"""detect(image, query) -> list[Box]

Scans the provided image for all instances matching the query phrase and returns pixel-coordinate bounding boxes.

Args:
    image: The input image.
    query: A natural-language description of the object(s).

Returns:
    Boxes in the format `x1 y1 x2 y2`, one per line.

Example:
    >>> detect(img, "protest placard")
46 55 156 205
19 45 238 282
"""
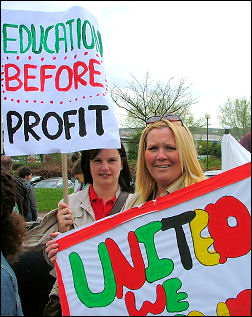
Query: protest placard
1 6 121 156
54 162 251 316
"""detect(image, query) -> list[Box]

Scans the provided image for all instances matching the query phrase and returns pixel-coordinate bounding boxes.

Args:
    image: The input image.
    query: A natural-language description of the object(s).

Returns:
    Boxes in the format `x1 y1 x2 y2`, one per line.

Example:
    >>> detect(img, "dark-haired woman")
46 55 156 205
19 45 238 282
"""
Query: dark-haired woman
1 167 26 316
40 142 134 315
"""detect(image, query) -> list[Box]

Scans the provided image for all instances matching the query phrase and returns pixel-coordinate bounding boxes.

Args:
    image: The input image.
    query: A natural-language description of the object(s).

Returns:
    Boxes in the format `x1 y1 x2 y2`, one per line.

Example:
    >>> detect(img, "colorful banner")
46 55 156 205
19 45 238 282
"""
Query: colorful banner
1 7 120 155
55 162 251 316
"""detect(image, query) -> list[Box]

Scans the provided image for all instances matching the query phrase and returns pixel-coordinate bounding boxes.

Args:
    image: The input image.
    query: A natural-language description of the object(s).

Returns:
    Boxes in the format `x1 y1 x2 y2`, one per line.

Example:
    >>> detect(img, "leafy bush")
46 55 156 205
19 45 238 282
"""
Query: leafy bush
127 130 143 160
32 165 63 179
35 188 74 212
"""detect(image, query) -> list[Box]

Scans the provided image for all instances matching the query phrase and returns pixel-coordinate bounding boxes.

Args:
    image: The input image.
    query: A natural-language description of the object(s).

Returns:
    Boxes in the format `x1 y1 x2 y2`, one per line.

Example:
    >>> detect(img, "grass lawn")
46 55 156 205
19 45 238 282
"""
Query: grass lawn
35 188 74 212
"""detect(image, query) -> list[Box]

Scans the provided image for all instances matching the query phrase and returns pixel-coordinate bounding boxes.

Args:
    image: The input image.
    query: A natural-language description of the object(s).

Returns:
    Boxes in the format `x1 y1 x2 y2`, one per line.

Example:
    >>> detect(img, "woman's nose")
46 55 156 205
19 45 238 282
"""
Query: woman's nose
156 149 166 160
101 162 109 170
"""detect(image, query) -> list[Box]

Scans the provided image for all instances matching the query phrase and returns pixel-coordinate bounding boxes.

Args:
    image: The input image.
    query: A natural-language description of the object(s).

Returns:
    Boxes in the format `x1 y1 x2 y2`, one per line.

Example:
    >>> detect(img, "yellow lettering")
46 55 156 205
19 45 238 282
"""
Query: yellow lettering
190 209 220 266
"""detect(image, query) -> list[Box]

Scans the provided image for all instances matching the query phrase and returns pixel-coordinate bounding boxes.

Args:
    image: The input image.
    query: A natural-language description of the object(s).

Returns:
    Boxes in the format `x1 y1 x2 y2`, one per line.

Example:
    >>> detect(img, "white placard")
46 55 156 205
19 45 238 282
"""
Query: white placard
55 163 251 316
1 7 120 155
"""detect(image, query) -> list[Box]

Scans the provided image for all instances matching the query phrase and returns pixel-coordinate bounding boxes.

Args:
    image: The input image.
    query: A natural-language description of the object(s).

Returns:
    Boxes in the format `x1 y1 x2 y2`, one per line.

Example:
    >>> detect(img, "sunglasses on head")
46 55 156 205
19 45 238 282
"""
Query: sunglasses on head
146 115 183 126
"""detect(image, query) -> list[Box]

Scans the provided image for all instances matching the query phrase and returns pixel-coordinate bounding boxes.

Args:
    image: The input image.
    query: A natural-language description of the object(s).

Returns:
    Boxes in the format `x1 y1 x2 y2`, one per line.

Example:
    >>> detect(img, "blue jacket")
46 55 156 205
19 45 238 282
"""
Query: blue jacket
1 253 23 316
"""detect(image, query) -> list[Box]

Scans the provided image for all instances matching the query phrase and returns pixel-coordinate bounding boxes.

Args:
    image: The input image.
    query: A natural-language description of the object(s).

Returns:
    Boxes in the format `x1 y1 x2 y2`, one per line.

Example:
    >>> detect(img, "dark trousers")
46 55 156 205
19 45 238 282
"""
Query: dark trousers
11 250 56 316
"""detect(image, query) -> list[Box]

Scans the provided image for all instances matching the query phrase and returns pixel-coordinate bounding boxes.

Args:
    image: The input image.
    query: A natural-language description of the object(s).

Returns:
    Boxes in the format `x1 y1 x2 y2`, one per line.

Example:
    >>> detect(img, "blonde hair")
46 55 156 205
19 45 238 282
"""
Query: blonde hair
135 119 206 203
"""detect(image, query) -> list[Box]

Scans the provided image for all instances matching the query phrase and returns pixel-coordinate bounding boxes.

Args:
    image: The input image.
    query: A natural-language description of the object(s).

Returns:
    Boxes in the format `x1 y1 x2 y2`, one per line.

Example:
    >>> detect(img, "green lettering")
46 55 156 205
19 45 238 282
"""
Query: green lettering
19 25 31 53
92 27 103 57
66 19 75 51
163 278 189 313
55 23 67 53
31 24 44 54
82 20 94 49
69 243 116 308
97 30 103 57
3 24 18 53
135 221 174 283
77 18 82 49
44 25 54 53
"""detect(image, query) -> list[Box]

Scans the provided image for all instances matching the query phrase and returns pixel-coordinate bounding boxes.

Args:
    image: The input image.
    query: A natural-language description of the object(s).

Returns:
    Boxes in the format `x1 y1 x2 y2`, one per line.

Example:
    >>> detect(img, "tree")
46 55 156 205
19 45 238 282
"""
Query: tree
111 72 200 127
218 97 251 136
127 130 143 161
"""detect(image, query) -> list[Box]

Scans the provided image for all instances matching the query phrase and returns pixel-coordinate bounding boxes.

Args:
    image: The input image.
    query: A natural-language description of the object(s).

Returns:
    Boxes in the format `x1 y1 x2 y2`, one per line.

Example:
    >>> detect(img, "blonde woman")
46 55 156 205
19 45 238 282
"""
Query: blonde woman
125 115 207 208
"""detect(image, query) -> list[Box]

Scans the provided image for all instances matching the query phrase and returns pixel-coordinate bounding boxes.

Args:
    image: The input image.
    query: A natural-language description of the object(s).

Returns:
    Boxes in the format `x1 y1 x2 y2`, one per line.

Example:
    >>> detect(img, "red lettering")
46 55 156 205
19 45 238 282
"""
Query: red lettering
73 61 88 88
226 289 251 316
205 196 251 264
125 284 166 316
55 65 73 91
89 58 104 87
40 65 56 91
24 64 39 91
105 232 146 299
5 64 22 91
3 60 104 92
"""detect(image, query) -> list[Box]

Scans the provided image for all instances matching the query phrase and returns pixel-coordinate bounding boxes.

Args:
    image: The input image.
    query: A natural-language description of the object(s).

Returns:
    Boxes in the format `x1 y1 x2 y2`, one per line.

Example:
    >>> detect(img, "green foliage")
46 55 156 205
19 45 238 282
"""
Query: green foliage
197 140 213 155
199 156 221 171
127 130 143 160
111 72 199 127
210 143 221 158
218 97 251 137
197 140 221 158
35 188 74 212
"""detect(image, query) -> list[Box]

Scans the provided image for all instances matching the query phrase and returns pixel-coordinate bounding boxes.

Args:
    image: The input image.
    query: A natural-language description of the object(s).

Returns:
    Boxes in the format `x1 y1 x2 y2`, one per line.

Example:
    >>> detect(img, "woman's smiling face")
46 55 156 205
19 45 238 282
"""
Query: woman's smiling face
144 127 182 193
90 149 122 187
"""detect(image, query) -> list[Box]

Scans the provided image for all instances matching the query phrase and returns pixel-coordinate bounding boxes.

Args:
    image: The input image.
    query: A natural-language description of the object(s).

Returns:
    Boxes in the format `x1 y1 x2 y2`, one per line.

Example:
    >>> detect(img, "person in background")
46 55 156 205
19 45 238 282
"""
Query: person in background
71 159 85 192
124 115 207 208
18 166 38 221
1 155 29 220
239 131 251 153
1 167 26 316
71 151 81 163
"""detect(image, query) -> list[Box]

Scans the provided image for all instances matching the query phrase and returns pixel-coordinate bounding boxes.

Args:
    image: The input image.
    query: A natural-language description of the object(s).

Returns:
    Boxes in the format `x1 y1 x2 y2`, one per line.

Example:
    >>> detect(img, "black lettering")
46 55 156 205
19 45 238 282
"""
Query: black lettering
42 112 63 140
88 105 108 135
24 111 41 141
63 110 77 140
6 111 22 144
161 211 196 270
78 107 87 137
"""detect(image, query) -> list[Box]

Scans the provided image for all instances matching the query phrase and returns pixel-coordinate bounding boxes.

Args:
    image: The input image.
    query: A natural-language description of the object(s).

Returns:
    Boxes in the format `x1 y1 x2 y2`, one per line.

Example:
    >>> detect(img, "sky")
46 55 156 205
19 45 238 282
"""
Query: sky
2 1 251 128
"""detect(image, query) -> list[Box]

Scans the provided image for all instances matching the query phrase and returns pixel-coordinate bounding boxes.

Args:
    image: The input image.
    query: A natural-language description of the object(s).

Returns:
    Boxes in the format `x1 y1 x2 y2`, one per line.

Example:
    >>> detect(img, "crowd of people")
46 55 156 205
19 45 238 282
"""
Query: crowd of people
1 116 250 316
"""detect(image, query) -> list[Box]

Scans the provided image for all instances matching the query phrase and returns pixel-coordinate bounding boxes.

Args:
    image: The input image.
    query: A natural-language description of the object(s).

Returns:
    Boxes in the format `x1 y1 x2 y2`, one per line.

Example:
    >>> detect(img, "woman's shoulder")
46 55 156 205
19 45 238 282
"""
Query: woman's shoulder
124 192 142 211
68 184 90 201
1 253 15 282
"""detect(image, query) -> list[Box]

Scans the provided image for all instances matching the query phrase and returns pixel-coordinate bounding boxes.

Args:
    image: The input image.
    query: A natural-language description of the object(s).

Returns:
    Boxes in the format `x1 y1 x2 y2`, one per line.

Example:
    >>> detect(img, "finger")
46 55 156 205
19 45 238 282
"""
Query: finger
58 201 69 210
63 213 73 220
48 247 59 260
45 239 55 248
64 219 73 226
45 242 59 253
50 232 61 239
58 209 73 217
50 255 57 263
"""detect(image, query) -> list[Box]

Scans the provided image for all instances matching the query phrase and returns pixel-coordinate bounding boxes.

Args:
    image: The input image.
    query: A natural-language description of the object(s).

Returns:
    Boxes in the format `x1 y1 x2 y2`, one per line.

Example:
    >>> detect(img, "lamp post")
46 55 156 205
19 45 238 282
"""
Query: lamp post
205 113 210 170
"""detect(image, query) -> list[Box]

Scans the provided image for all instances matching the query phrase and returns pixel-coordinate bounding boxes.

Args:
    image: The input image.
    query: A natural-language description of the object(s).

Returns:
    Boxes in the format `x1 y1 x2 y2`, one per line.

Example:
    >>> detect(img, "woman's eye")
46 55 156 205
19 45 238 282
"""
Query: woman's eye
108 158 117 163
93 159 101 163
148 146 157 151
166 146 176 151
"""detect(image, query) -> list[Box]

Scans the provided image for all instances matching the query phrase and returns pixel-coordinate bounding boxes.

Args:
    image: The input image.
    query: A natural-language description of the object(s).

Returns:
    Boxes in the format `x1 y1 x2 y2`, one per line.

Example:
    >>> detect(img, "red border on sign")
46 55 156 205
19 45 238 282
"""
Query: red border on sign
57 162 251 252
56 162 250 316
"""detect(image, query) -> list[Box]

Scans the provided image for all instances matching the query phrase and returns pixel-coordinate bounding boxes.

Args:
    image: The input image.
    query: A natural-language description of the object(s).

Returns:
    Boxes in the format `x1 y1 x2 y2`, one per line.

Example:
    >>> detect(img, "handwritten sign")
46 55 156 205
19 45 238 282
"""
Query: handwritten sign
55 163 251 316
1 7 120 155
